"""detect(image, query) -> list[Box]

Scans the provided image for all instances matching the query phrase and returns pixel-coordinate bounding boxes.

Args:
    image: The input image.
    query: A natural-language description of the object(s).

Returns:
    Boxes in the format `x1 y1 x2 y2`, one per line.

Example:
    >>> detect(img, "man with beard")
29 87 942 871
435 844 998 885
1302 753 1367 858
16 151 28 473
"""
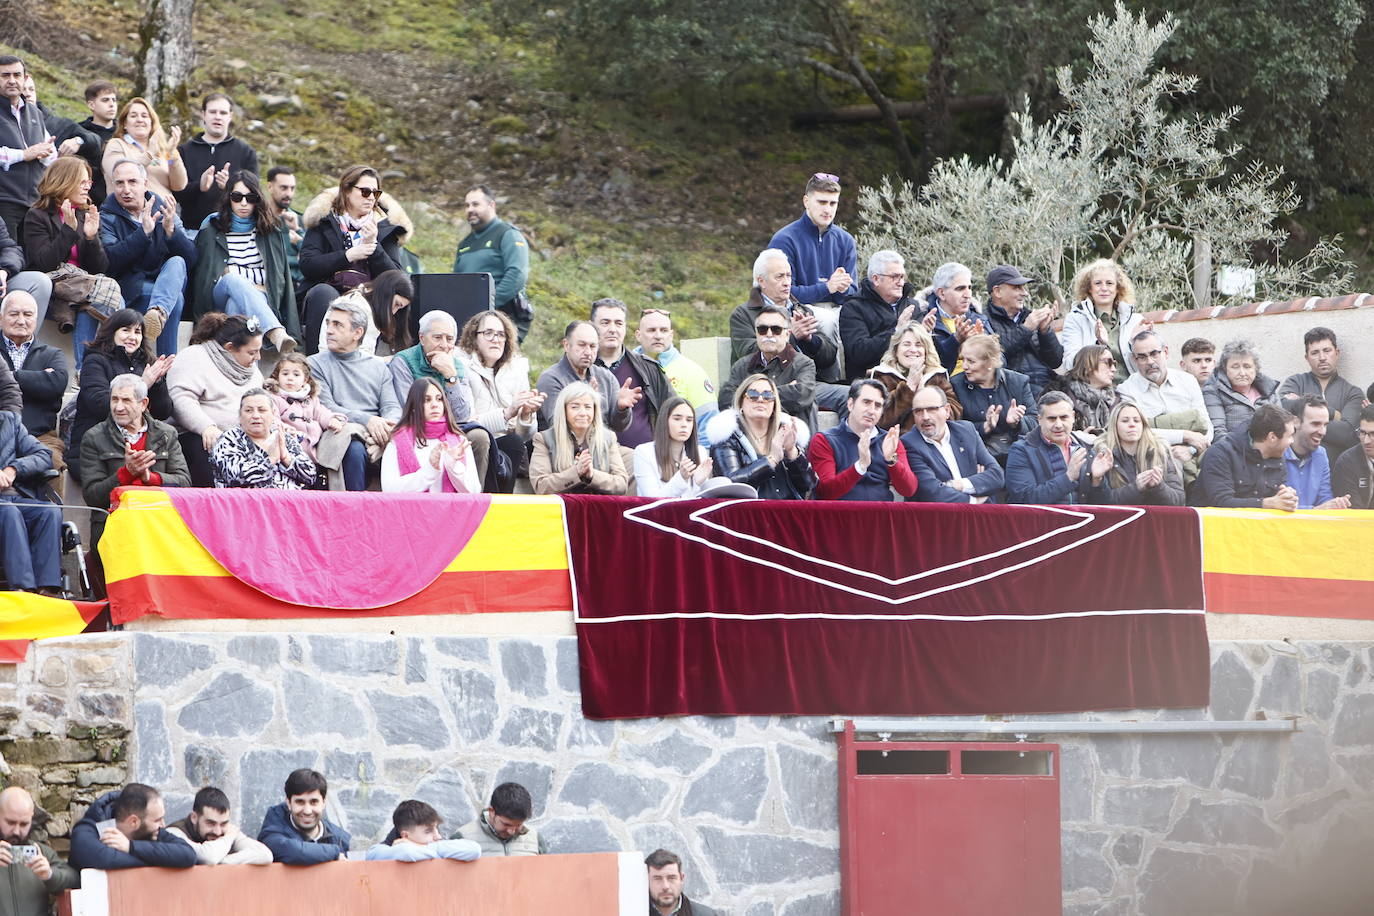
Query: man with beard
258 768 351 864
166 786 272 865
69 783 195 869
646 849 721 916
902 384 1005 503
592 297 672 449
0 787 78 914
267 166 306 288
452 185 531 340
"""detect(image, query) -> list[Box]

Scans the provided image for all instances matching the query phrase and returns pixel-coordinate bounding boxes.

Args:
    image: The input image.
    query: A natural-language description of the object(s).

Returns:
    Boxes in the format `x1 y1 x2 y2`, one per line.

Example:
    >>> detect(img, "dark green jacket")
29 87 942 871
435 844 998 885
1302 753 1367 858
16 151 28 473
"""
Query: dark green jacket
451 218 529 308
189 216 300 336
0 839 79 916
81 414 192 512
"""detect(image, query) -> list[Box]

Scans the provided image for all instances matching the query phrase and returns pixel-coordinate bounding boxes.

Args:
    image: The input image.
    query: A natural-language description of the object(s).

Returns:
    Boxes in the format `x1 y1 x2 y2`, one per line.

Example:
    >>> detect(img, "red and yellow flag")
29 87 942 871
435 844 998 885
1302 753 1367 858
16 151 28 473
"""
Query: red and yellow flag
0 592 106 662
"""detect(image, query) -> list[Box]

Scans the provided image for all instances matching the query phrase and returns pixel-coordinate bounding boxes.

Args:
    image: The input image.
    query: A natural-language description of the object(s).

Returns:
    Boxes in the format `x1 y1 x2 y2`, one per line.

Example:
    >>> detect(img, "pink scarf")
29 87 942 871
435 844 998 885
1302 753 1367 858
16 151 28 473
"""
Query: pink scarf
393 420 465 492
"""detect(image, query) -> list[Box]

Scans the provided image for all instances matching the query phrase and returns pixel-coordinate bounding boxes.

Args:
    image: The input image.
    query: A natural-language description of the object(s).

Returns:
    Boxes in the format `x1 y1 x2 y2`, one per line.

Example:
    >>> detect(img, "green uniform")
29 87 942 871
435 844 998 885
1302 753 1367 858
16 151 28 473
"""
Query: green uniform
452 218 531 338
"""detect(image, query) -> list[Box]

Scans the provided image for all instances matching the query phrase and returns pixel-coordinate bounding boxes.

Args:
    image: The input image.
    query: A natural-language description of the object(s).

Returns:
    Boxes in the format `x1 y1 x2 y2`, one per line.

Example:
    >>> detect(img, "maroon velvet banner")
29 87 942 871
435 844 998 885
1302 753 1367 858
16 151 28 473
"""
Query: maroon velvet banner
565 496 1209 718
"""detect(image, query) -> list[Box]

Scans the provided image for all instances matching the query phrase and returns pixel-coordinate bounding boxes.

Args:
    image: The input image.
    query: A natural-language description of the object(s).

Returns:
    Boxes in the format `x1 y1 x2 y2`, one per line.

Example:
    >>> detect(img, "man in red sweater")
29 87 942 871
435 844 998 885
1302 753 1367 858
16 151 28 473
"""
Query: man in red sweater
808 379 917 501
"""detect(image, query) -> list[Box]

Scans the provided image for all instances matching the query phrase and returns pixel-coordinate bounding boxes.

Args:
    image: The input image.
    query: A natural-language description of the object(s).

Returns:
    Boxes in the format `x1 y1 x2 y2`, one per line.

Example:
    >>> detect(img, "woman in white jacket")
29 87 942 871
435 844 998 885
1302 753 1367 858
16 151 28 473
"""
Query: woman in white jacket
381 378 480 493
633 396 713 497
1061 259 1145 384
457 310 544 486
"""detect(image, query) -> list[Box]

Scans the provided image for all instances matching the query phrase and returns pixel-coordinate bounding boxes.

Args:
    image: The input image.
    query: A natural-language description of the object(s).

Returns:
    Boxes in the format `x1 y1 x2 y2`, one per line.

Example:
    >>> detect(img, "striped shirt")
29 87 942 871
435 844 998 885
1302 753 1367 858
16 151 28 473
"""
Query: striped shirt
224 231 266 287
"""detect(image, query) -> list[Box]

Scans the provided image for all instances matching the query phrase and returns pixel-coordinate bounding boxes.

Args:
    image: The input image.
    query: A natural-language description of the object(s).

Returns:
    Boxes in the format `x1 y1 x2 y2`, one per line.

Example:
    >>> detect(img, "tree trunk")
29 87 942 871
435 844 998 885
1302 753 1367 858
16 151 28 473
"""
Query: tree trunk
1192 236 1212 309
844 53 919 182
791 94 1006 126
135 0 197 119
920 13 955 182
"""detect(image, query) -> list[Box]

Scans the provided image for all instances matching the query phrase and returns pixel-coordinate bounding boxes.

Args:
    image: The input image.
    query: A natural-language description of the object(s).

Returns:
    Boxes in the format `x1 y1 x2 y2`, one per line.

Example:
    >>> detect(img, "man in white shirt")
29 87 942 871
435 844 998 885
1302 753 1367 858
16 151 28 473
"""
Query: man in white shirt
1118 330 1212 472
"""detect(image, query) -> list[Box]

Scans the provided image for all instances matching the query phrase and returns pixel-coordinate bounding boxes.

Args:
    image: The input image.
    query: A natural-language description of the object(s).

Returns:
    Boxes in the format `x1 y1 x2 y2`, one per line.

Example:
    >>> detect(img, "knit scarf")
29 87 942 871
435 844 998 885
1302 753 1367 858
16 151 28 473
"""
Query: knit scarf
230 214 256 233
392 420 465 492
396 345 447 386
204 341 256 386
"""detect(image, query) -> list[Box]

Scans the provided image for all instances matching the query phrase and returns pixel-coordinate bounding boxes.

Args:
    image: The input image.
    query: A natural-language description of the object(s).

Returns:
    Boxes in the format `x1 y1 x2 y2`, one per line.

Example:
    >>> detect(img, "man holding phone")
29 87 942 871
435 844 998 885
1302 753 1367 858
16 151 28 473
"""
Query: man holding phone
0 786 78 915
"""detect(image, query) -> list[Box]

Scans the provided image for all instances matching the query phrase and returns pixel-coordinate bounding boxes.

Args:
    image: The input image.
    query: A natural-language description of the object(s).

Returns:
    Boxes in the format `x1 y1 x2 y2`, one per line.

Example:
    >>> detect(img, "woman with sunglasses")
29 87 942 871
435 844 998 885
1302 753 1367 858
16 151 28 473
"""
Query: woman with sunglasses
1051 344 1121 439
188 170 300 354
706 372 816 500
298 164 404 353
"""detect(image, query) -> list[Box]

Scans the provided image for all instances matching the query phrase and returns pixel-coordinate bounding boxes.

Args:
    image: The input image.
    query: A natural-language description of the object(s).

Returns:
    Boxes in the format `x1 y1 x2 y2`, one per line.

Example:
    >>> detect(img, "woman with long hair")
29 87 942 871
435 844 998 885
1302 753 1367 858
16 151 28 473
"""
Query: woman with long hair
298 164 404 352
167 312 265 486
1055 344 1121 438
314 270 413 357
101 97 186 202
706 373 815 500
1061 258 1144 384
457 309 543 485
1081 400 1184 505
868 321 962 433
633 396 713 497
381 377 480 493
71 309 175 479
20 156 123 368
529 381 628 494
189 169 299 354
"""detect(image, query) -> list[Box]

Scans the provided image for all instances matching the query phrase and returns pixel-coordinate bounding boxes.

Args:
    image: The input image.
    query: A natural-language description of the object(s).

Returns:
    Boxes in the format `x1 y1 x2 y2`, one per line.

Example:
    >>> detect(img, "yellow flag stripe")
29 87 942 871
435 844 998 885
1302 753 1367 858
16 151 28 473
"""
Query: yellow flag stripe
0 593 89 640
1200 507 1374 582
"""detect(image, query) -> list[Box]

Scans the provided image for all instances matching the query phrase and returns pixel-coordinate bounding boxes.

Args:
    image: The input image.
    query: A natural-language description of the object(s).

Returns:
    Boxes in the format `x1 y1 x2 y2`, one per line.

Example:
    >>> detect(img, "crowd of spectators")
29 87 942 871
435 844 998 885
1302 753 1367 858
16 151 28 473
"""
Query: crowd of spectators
0 773 720 915
1 55 1374 595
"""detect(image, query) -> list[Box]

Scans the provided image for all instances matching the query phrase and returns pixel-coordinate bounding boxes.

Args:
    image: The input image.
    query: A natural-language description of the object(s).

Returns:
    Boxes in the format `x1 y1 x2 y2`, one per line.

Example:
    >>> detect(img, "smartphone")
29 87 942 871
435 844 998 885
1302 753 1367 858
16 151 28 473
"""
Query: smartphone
12 845 38 862
96 818 116 834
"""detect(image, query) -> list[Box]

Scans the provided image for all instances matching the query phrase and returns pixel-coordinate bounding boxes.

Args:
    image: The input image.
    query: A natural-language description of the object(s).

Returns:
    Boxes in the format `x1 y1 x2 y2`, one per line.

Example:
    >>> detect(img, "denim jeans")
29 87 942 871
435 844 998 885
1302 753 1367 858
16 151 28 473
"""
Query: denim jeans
117 255 188 360
212 272 283 337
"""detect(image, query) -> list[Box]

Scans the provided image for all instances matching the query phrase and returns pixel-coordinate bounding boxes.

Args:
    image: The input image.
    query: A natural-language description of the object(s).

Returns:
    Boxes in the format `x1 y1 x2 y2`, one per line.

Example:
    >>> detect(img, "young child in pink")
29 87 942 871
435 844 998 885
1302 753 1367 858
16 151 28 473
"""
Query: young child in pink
264 353 345 460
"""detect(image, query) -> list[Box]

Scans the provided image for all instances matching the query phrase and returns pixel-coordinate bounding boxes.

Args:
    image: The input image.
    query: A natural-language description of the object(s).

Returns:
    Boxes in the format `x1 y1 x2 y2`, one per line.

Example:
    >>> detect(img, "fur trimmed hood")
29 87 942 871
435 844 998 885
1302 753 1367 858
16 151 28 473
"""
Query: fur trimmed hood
302 188 415 240
706 409 811 448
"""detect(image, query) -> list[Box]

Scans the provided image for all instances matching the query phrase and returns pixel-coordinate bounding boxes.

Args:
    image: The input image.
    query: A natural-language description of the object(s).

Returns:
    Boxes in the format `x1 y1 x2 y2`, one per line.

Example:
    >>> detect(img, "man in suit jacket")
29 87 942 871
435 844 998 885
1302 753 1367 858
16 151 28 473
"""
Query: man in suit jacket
901 384 1004 503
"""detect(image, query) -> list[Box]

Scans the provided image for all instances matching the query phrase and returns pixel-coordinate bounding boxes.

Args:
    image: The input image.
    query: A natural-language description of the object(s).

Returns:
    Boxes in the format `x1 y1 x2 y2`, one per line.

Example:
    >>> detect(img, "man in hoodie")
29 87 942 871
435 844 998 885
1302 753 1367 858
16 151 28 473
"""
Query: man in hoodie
175 93 259 230
99 159 196 360
166 786 272 866
69 783 196 870
0 786 79 915
79 81 119 205
258 768 351 864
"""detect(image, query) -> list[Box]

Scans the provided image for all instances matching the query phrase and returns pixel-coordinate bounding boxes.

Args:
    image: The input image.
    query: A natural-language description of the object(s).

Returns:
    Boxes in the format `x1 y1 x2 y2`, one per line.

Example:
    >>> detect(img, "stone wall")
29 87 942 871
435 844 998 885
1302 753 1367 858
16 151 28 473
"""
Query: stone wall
2 632 1372 913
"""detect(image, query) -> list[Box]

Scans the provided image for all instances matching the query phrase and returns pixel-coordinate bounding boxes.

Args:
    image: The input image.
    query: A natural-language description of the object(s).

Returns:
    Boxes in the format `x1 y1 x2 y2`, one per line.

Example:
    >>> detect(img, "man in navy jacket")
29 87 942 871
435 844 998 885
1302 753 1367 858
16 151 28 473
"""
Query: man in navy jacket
902 386 1005 503
766 173 856 306
258 768 351 864
1006 391 1103 504
1196 405 1298 510
69 784 196 870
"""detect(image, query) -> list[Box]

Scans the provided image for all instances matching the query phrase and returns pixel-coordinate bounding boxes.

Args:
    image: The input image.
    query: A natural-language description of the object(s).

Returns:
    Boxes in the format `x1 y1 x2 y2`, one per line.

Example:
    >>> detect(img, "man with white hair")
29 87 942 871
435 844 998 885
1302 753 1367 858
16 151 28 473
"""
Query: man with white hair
920 261 988 376
0 290 66 471
728 248 845 412
839 249 917 381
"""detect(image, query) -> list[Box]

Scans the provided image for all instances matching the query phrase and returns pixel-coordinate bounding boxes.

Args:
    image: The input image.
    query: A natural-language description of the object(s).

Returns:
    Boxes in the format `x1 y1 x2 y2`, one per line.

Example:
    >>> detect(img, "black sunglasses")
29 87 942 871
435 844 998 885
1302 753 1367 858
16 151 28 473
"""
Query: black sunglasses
354 186 380 198
756 324 787 336
228 191 260 204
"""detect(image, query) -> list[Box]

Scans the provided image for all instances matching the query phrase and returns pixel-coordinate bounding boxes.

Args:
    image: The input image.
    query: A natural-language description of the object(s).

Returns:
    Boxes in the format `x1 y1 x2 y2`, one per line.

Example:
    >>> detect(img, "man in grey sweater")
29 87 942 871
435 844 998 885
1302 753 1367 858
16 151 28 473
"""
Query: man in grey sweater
308 297 400 489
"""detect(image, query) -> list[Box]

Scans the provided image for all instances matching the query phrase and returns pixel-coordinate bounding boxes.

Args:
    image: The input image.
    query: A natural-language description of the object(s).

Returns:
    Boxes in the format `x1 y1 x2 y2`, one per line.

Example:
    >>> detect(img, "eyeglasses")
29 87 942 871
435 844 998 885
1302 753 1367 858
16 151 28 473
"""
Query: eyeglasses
877 273 907 282
641 308 671 318
353 186 380 198
755 325 786 336
228 191 260 204
1099 356 1116 366
1133 349 1164 360
477 329 506 341
1357 429 1374 440
744 390 776 402
812 172 839 183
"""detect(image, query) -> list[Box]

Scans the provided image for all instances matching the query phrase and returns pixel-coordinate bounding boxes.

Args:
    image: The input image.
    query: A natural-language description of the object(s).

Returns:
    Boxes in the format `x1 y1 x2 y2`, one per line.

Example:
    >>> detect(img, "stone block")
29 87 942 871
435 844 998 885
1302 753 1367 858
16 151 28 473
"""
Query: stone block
776 717 834 739
1102 785 1177 832
43 768 75 785
335 786 402 843
1059 743 1095 822
1217 735 1281 799
1332 692 1374 747
1278 789 1349 828
66 724 128 740
745 903 775 916
1091 736 1135 777
382 758 432 786
1334 751 1374 788
623 732 712 775
324 751 377 783
1137 734 1221 786
566 717 616 749
499 641 548 698
184 745 229 788
281 670 363 739
682 748 768 825
540 817 621 854
78 693 126 722
493 761 554 819
71 653 119 684
1137 846 1246 916
555 638 579 693
1061 829 1114 895
38 656 67 687
777 745 836 832
0 737 94 766
497 707 562 752
698 827 837 890
288 636 303 664
440 668 497 743
134 700 173 785
559 762 667 820
1111 832 1142 867
405 638 427 684
238 749 318 837
1284 728 1330 796
1347 655 1369 687
368 691 451 751
433 637 489 662
414 767 477 829
1209 650 1255 721
308 636 398 676
1256 654 1301 714
133 635 215 687
1306 669 1340 720
26 693 63 718
227 635 281 669
1166 798 1279 848
688 716 737 739
75 765 125 787
178 671 275 738
780 891 839 916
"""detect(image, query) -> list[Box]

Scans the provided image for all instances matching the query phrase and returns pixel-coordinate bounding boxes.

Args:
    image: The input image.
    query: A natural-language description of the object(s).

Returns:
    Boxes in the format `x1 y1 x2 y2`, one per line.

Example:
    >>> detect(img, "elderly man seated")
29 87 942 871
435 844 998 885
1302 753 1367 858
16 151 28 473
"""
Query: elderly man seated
839 250 917 382
0 403 60 594
901 385 1005 503
390 309 492 487
308 297 401 490
719 304 817 425
81 373 190 514
919 261 989 376
0 290 66 472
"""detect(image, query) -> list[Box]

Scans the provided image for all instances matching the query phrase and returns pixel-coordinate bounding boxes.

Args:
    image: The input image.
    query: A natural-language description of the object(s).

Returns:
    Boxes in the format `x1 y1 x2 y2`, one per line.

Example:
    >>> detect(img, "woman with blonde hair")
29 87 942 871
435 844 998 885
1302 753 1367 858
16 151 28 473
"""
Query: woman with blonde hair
706 372 815 500
530 381 628 494
101 97 186 202
868 321 962 433
1061 258 1144 384
949 334 1037 463
1081 400 1184 505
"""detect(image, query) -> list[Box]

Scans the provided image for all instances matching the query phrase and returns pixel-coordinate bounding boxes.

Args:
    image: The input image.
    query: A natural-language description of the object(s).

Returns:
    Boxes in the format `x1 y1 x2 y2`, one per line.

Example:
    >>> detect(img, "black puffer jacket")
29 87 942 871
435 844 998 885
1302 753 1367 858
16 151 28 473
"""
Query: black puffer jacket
706 409 816 500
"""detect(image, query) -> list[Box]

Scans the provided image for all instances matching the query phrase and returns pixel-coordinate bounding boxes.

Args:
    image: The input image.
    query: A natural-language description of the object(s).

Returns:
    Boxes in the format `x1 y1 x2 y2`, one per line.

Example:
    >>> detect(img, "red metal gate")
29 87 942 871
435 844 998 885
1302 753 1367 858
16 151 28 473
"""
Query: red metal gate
838 721 1061 915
